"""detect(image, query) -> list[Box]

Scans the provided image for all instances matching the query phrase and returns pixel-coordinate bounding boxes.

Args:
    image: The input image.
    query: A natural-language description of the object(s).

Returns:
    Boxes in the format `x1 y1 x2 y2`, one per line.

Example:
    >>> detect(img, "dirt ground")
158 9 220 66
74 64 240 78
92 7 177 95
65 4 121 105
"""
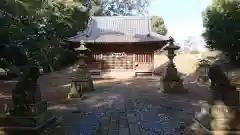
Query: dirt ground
0 50 236 115
1 51 240 135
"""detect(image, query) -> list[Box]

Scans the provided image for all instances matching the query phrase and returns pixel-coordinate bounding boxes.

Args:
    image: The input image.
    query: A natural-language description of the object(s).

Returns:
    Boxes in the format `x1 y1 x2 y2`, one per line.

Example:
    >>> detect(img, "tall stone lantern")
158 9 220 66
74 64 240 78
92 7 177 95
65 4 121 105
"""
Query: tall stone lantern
68 40 94 99
161 37 187 93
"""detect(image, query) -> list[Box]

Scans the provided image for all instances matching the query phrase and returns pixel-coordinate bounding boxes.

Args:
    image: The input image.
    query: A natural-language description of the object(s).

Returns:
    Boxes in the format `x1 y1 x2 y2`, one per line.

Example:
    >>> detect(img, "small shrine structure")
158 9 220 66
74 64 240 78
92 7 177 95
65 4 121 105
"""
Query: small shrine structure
68 16 169 78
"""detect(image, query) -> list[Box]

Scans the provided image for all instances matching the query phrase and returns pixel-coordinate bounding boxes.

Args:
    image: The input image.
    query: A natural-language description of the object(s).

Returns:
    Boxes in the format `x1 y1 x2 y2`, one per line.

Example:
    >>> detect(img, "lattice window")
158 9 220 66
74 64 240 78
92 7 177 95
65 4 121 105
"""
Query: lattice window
135 53 153 63
92 53 103 62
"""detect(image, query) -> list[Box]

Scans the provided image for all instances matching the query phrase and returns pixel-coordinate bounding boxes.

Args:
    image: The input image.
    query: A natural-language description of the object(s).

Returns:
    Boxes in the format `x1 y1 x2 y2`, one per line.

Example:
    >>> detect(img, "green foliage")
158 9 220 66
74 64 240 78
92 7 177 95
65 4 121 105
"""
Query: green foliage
0 0 89 72
151 16 167 35
202 0 240 61
196 59 211 70
0 0 152 74
92 0 151 16
151 16 168 54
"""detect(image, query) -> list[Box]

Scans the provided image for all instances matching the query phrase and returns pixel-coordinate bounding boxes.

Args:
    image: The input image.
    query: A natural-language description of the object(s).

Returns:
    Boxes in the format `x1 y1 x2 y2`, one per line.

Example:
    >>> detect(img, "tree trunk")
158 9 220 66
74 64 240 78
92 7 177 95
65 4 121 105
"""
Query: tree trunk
41 49 53 72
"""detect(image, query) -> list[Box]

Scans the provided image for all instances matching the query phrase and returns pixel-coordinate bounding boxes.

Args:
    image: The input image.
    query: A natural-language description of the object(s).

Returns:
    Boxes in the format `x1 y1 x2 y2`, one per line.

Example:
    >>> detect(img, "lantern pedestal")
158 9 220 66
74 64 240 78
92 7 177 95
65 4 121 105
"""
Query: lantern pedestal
161 63 187 94
0 105 56 134
68 57 94 99
0 66 56 134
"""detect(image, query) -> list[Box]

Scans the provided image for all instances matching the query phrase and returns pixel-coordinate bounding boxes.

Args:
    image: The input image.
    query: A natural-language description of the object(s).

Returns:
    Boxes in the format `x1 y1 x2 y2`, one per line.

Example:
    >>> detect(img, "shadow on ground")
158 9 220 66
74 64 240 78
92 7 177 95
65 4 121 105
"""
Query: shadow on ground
2 52 240 134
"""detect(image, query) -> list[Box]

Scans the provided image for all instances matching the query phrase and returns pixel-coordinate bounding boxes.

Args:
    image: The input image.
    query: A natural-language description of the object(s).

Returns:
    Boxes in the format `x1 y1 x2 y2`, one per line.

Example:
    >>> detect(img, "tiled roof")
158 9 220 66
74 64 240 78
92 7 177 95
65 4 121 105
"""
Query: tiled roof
68 16 169 43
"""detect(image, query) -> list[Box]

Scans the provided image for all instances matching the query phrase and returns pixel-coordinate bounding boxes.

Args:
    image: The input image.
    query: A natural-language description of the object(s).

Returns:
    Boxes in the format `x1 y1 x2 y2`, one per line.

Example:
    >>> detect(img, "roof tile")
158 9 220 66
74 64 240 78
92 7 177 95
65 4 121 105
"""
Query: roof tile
68 16 169 43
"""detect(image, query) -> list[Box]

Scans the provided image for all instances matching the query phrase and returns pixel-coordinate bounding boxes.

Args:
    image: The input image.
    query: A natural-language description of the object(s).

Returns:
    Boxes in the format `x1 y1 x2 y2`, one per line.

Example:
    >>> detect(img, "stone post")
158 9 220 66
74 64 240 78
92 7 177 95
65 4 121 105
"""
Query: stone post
196 59 211 85
161 37 187 94
0 65 56 134
68 40 94 99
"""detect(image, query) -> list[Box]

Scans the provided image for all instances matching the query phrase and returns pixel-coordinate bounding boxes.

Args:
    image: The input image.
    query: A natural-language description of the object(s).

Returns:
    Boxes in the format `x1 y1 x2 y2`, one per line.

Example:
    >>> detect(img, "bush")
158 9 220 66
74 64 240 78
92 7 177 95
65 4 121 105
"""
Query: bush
52 49 78 70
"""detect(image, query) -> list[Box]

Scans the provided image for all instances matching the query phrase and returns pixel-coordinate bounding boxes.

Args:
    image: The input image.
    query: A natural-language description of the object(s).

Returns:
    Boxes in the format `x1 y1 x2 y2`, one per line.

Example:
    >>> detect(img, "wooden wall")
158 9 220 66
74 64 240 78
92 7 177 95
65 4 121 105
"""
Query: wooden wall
71 41 167 72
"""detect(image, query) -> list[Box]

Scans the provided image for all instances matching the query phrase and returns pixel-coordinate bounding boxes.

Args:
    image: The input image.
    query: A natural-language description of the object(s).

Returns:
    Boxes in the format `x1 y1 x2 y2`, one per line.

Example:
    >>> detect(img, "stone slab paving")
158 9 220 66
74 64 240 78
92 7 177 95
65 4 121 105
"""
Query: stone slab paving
70 114 101 135
41 78 206 135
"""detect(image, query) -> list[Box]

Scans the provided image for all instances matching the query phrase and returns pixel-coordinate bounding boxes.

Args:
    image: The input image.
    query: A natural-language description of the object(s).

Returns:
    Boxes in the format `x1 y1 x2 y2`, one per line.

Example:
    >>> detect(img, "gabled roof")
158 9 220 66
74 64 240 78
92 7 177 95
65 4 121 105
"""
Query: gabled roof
68 16 169 43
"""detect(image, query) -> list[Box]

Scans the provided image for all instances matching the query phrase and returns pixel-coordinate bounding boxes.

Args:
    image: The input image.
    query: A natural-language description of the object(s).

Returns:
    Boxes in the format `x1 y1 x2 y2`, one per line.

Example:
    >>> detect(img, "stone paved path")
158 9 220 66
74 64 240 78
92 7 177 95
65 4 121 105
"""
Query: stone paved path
43 78 210 135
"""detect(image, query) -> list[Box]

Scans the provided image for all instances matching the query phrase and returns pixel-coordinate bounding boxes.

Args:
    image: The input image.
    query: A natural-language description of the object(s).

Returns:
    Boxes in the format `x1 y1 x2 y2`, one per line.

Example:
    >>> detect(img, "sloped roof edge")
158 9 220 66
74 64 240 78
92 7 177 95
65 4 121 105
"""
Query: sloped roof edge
67 16 169 43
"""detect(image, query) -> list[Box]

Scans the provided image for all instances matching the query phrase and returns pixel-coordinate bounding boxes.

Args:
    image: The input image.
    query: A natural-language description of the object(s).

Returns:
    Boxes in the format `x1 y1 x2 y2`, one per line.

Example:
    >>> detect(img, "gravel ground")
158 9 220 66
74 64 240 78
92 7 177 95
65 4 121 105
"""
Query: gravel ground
40 77 210 135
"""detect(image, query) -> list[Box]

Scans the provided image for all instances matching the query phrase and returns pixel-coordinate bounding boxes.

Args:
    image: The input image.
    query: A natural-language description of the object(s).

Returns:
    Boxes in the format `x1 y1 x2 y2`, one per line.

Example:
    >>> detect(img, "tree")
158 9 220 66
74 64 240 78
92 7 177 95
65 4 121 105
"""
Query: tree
151 16 167 35
202 0 240 61
0 0 152 74
91 0 151 16
0 0 90 73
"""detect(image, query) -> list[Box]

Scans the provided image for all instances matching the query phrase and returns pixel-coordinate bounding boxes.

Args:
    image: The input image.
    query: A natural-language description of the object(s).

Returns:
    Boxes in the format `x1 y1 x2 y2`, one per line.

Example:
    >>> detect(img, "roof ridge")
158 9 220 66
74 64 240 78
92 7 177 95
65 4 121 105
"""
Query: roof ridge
92 16 150 20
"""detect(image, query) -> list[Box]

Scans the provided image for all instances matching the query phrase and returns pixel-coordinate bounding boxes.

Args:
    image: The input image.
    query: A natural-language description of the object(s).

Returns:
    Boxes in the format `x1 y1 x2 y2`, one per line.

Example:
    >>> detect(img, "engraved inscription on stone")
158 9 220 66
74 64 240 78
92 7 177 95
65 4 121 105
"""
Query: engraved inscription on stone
211 105 235 119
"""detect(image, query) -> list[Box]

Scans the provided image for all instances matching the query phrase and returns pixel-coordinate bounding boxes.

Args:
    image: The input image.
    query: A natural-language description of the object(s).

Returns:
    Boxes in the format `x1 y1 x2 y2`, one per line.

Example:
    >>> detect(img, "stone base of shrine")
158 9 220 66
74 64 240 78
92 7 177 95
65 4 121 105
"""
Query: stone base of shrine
90 70 137 79
187 102 240 135
0 110 56 134
161 81 188 94
188 115 240 135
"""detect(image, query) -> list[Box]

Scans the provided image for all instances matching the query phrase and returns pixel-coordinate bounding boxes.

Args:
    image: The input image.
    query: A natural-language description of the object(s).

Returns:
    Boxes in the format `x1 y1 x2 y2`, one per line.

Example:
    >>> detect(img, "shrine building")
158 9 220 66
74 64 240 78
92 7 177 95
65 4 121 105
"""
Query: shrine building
68 16 169 78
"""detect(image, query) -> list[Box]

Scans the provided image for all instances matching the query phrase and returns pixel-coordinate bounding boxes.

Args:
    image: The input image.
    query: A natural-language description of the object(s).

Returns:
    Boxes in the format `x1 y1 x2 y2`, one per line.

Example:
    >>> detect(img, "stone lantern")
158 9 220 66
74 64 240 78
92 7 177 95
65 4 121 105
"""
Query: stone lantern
68 40 94 99
161 37 187 93
165 37 179 67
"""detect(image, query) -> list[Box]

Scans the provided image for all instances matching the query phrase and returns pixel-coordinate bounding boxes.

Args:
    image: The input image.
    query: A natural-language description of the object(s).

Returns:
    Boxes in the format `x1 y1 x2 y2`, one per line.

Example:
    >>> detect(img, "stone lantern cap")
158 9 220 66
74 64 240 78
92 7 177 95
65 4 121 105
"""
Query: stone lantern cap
74 40 89 51
163 37 180 51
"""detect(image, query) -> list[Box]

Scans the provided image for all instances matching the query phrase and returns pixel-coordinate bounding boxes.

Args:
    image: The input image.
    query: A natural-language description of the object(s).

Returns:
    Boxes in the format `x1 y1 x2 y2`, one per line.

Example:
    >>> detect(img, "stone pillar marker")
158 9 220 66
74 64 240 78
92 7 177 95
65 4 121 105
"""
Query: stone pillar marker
196 59 211 85
68 40 94 99
161 37 187 94
0 65 56 134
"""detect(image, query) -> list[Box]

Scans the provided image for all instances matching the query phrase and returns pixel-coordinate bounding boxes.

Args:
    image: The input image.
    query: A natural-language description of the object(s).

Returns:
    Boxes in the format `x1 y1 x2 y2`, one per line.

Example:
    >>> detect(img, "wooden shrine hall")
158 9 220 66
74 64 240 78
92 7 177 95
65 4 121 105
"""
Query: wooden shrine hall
68 16 169 78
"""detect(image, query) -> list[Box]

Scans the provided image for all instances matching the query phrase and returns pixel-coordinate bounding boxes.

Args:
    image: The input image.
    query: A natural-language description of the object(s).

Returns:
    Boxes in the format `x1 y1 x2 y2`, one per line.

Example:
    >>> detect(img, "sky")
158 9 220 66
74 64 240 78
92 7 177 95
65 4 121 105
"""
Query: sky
148 0 212 43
